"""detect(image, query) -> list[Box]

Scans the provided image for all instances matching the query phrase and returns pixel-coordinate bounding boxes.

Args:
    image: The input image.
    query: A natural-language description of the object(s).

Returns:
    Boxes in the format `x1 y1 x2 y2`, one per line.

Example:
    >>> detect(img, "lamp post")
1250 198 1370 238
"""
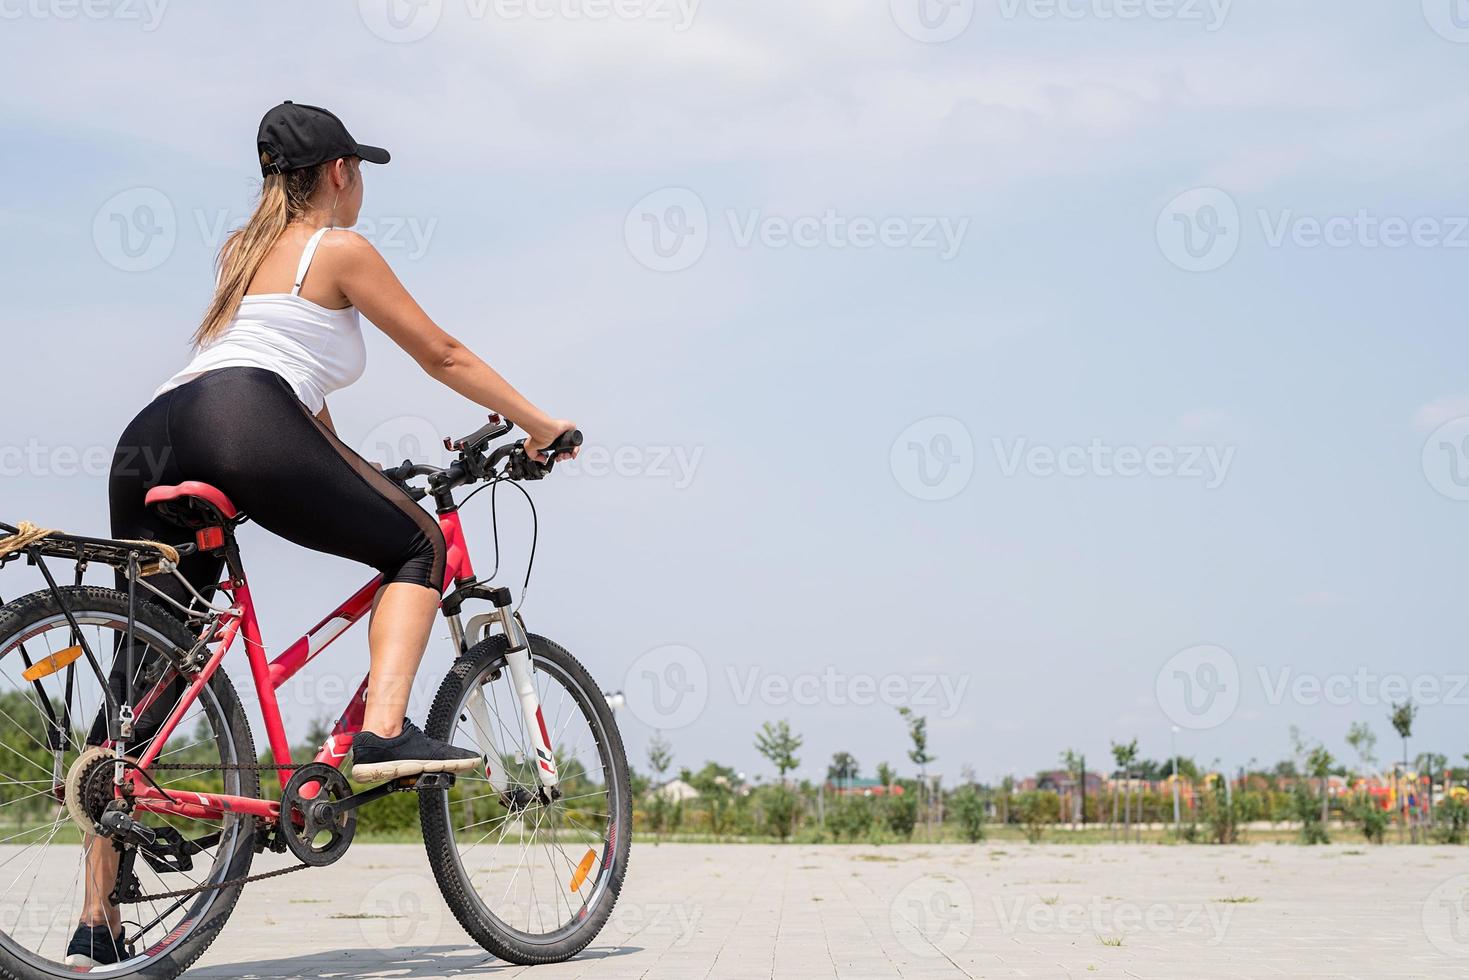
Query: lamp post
1171 725 1181 834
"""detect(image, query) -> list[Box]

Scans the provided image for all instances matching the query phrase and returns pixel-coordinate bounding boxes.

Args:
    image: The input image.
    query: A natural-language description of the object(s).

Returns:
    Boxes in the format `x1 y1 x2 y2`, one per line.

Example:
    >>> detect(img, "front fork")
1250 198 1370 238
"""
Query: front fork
449 594 560 799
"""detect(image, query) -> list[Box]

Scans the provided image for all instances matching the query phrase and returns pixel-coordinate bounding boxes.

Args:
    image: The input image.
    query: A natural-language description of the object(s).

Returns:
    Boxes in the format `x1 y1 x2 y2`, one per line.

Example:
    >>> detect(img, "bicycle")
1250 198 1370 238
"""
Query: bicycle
0 418 631 979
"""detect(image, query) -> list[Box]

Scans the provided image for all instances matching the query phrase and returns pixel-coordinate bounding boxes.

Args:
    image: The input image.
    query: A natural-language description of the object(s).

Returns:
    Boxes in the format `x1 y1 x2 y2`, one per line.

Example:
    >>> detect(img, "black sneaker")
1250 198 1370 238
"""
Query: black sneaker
65 922 127 968
350 719 481 783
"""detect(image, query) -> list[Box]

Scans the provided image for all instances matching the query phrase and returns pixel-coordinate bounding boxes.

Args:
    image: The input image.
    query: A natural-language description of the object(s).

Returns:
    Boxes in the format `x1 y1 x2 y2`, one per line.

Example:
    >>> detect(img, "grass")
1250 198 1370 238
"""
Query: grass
1098 935 1124 947
1217 896 1260 904
329 912 401 920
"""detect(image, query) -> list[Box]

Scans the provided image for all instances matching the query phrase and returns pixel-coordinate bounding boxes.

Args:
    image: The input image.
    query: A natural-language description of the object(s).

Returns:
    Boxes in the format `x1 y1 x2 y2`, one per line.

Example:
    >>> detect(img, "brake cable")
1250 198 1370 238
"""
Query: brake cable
458 470 540 611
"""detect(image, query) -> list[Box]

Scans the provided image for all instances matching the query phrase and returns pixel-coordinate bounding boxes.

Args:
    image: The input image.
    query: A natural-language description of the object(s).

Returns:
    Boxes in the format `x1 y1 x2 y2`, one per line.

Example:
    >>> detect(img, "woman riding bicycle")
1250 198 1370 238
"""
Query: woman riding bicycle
69 100 580 968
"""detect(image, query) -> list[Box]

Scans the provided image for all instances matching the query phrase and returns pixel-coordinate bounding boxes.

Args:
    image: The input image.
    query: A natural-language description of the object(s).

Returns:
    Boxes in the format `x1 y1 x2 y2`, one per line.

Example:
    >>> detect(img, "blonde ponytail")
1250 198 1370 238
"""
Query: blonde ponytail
192 153 334 348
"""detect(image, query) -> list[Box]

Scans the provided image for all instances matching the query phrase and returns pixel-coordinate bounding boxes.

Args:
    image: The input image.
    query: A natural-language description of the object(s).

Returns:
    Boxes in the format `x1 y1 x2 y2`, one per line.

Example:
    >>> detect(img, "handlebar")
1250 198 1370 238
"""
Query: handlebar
383 418 583 502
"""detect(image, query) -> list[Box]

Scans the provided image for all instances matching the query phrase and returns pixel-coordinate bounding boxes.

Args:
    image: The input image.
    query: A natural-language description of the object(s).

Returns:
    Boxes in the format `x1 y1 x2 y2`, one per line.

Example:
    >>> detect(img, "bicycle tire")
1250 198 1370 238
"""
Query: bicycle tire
0 586 258 980
418 633 632 964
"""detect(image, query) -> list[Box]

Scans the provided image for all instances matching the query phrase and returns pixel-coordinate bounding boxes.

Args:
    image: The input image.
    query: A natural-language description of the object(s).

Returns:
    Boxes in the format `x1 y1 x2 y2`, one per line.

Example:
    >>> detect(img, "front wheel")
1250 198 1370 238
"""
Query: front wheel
418 633 631 965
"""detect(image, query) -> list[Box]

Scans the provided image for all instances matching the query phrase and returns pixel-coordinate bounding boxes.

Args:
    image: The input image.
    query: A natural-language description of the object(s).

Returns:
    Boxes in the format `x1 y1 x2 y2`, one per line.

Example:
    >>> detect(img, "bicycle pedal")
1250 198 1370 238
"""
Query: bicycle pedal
395 772 456 792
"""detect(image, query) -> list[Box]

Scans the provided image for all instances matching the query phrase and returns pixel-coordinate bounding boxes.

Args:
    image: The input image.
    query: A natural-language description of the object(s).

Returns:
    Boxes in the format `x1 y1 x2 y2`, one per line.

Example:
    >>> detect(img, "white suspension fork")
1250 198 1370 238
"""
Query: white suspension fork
498 604 560 791
464 684 509 797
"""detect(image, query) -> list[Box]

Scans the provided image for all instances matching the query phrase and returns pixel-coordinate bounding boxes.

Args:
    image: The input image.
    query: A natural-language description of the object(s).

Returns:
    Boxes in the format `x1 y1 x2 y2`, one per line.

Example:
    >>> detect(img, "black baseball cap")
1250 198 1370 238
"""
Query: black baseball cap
257 101 390 176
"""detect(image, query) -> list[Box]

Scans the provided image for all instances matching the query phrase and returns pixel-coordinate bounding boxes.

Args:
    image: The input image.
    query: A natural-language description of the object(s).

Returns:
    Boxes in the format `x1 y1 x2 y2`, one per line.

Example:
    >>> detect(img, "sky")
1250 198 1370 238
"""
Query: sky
1 0 1467 787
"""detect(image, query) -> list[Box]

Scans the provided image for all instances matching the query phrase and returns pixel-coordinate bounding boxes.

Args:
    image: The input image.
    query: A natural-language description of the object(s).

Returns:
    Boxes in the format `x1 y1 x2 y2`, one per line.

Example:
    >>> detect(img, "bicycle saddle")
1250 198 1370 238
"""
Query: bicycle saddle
145 481 241 529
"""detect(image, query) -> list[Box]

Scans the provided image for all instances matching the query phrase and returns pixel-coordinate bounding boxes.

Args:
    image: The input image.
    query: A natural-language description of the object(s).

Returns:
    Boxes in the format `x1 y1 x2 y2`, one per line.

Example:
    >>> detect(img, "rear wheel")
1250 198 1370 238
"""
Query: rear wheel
0 586 258 980
419 633 632 964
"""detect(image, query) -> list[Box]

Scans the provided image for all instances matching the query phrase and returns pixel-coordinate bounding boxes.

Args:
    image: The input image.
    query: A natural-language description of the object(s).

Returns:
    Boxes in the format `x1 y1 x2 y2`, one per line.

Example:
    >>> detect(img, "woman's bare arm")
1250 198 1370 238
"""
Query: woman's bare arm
332 233 576 458
317 402 336 434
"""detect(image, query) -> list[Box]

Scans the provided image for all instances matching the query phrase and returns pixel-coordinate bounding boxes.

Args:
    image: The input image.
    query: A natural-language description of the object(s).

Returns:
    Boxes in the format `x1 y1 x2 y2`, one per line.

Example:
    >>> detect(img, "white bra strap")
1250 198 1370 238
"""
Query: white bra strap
291 227 332 296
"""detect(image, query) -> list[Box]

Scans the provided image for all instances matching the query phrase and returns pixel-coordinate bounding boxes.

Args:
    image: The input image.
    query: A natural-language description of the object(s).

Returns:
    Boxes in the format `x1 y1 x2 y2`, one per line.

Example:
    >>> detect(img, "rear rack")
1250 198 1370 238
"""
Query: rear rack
0 520 207 752
0 520 194 572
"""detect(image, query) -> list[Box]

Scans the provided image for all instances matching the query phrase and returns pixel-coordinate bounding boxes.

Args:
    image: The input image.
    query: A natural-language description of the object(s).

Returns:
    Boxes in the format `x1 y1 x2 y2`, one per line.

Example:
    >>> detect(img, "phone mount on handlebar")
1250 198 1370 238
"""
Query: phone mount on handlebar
445 414 513 455
382 418 583 513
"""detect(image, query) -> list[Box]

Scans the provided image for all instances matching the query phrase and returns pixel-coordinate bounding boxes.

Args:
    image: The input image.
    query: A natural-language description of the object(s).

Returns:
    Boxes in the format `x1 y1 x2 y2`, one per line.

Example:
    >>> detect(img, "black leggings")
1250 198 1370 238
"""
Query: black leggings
109 366 446 605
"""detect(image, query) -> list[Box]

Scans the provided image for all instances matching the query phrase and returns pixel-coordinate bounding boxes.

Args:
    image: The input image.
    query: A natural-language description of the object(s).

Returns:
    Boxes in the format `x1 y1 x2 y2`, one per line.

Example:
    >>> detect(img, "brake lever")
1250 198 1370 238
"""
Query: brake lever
507 430 583 481
385 459 429 500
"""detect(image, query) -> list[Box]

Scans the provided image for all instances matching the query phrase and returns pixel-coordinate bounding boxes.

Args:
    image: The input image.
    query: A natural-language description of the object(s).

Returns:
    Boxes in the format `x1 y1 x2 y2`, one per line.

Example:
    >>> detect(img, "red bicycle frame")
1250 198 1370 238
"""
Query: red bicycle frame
123 511 480 824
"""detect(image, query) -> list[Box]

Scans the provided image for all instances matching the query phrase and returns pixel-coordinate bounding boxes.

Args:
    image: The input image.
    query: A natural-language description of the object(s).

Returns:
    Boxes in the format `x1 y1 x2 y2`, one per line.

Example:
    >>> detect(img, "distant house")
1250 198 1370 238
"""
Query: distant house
826 777 904 797
654 778 700 803
1025 770 1106 795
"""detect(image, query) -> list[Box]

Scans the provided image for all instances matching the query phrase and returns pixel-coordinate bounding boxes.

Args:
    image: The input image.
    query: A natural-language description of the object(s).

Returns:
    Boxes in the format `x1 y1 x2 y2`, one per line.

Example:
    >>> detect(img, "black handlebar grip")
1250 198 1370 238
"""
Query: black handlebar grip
542 430 583 456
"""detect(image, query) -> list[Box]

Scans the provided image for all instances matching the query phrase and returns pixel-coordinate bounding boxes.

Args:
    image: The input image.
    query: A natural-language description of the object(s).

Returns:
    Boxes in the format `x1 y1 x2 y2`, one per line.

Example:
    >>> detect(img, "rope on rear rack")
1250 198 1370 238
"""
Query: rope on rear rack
0 522 182 576
0 522 54 558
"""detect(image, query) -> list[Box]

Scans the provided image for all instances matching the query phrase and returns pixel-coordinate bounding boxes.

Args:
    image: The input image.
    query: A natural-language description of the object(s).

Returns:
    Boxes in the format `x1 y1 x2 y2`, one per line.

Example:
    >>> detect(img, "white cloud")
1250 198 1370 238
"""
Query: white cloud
1413 395 1469 432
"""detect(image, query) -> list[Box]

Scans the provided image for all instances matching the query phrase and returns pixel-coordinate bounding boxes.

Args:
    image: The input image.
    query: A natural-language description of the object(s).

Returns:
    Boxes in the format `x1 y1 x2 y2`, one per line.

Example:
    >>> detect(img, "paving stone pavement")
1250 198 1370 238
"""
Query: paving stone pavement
134 842 1469 978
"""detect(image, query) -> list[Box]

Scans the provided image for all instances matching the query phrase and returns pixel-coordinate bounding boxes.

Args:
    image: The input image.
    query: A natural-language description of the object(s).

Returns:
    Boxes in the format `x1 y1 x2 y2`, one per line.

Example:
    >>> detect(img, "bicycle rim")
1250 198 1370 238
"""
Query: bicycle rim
428 647 624 947
0 608 247 976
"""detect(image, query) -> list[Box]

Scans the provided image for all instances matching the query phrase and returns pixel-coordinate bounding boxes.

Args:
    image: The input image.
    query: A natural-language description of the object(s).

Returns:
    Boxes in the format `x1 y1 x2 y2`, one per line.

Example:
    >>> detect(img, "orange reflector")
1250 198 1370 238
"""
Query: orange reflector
22 645 82 682
196 526 226 551
569 848 597 892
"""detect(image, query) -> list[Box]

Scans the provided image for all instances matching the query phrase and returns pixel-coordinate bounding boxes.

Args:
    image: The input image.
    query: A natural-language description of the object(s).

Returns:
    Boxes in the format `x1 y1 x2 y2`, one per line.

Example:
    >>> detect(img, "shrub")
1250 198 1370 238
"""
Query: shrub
1197 785 1262 844
761 785 798 841
1433 796 1469 845
1014 791 1058 844
1346 797 1389 845
884 791 919 840
828 795 876 842
1292 783 1329 845
950 787 987 843
356 790 420 835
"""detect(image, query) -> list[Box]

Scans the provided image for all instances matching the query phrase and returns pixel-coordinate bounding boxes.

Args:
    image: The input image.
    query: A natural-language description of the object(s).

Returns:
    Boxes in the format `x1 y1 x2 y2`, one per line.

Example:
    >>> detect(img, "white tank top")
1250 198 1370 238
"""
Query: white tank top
157 227 367 415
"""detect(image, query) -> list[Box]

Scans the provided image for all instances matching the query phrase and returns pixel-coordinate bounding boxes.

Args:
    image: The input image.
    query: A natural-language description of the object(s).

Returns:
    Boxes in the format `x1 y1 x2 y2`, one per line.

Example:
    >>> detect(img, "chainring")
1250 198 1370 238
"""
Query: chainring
280 763 356 867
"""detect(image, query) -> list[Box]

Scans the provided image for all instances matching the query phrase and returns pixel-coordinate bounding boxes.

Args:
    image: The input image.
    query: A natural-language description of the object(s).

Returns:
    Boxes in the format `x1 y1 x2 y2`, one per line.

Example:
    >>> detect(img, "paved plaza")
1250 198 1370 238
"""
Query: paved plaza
173 842 1469 979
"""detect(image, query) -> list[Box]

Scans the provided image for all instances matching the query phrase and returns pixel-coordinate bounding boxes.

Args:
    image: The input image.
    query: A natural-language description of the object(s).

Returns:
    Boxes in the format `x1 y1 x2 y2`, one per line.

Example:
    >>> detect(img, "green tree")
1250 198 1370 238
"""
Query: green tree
828 751 859 792
1389 701 1418 842
1306 744 1334 829
755 720 803 781
898 707 936 833
1345 721 1377 773
1111 738 1139 842
1418 752 1448 830
1060 748 1084 824
645 732 677 842
683 762 739 837
951 785 987 843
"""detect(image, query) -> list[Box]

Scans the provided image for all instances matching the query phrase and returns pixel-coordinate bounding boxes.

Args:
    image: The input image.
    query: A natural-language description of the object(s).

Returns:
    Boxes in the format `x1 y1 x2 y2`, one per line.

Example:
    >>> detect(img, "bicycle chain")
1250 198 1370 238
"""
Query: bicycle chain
124 760 318 902
132 859 310 902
